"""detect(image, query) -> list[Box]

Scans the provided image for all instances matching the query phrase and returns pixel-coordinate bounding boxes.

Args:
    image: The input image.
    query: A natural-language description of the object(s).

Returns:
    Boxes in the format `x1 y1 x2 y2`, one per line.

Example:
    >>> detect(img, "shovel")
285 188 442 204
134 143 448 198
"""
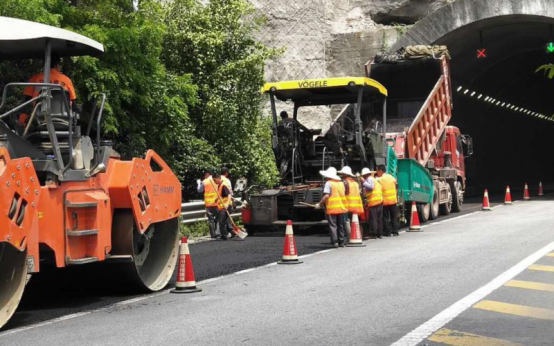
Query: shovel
209 180 248 240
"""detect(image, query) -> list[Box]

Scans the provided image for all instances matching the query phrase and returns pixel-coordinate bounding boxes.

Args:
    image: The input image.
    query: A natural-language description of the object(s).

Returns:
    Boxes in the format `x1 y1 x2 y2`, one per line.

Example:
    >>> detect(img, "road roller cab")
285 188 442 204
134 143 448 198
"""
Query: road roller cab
0 16 182 329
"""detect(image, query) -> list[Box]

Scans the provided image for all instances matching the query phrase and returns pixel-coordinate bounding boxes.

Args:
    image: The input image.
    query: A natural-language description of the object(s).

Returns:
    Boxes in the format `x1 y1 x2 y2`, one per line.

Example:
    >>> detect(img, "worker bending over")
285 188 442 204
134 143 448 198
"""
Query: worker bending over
376 165 399 237
315 167 348 248
361 168 383 239
214 173 234 240
197 172 220 239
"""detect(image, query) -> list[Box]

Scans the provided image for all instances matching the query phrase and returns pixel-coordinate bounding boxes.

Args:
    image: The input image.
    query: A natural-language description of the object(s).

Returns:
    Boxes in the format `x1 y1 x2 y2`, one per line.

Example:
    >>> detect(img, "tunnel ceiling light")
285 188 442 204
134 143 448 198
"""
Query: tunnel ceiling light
457 84 554 124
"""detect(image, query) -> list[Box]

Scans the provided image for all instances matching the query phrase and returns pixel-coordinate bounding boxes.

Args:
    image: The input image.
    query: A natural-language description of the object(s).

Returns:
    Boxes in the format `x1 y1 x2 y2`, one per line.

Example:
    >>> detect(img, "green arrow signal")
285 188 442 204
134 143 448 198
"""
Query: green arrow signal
548 42 554 53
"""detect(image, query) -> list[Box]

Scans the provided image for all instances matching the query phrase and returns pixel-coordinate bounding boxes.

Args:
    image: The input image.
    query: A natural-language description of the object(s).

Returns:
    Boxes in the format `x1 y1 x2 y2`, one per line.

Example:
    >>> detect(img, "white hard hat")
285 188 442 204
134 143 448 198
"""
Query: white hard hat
361 167 376 176
337 166 355 177
319 167 341 180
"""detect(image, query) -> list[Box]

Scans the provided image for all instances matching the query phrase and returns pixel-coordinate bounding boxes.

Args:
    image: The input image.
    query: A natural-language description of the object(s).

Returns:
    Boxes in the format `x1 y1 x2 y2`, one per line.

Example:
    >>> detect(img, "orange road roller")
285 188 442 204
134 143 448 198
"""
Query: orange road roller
0 16 182 329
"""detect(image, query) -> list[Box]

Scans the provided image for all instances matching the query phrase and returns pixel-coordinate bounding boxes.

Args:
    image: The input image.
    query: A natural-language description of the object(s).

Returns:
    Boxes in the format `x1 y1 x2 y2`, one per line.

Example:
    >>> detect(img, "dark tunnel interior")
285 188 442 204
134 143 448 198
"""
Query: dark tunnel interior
434 15 554 193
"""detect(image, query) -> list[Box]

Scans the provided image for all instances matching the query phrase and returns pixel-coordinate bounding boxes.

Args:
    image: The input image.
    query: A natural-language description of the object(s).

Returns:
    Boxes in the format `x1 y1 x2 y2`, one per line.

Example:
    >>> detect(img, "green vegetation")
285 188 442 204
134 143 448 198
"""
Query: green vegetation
536 64 554 79
179 220 210 239
179 217 243 239
0 0 280 198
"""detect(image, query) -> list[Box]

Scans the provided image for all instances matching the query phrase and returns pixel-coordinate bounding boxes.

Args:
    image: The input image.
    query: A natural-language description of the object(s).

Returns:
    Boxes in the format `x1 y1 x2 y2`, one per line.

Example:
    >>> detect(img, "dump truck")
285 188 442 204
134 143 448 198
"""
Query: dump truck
0 17 181 329
366 49 473 221
242 77 390 233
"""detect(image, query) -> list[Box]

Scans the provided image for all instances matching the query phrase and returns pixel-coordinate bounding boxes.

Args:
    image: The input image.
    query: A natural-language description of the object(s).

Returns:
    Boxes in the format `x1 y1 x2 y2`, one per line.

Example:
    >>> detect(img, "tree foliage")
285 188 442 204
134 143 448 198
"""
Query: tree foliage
0 0 279 199
163 0 280 186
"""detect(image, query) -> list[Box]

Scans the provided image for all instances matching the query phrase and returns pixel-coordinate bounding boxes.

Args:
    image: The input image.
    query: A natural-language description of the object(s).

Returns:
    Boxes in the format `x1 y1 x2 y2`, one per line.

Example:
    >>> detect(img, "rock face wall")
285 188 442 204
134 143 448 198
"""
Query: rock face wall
253 0 451 82
252 0 450 130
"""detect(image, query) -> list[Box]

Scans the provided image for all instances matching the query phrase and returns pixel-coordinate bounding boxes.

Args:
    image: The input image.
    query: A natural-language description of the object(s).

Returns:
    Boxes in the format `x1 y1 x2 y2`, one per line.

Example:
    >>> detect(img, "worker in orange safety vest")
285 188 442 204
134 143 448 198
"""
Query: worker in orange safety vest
214 173 235 240
197 171 220 239
315 167 348 247
376 165 399 237
338 166 363 238
360 167 383 239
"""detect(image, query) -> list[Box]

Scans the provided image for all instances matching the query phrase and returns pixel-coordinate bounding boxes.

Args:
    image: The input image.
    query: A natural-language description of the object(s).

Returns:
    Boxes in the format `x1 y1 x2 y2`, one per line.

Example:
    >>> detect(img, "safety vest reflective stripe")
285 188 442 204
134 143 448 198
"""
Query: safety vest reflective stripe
217 180 232 210
326 180 348 215
203 178 218 207
379 173 398 206
365 178 383 207
345 178 364 214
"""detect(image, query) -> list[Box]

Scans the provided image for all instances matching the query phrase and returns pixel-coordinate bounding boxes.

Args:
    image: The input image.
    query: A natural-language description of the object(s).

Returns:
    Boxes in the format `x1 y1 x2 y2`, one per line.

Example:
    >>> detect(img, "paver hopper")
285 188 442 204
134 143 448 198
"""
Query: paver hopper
0 16 181 329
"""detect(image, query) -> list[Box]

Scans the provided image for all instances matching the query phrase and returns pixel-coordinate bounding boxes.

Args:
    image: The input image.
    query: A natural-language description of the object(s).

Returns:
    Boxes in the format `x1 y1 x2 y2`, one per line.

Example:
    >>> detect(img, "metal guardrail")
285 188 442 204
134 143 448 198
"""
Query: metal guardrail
180 200 243 224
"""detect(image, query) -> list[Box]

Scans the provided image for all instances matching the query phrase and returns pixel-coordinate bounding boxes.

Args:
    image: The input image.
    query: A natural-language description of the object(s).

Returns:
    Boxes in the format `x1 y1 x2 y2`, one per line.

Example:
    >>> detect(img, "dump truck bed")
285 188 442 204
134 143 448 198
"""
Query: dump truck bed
367 55 453 166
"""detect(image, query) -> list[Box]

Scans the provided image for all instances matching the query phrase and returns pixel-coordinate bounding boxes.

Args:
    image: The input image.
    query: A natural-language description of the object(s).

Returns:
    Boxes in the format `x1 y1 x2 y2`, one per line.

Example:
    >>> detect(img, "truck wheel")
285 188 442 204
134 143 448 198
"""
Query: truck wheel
429 187 440 220
418 203 430 223
440 184 452 215
451 181 463 213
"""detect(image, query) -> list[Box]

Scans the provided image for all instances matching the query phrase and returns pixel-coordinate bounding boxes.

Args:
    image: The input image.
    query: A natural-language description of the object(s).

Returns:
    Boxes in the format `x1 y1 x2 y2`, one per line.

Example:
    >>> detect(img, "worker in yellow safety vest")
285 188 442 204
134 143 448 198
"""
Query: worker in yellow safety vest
197 172 220 239
360 167 383 239
213 173 234 240
220 167 236 238
376 165 399 237
315 167 348 248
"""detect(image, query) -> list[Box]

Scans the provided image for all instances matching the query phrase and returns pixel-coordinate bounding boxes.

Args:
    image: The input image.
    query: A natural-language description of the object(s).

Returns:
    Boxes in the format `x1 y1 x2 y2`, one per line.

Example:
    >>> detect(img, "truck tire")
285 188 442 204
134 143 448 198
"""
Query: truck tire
451 180 463 213
439 184 452 215
418 203 430 223
429 187 440 220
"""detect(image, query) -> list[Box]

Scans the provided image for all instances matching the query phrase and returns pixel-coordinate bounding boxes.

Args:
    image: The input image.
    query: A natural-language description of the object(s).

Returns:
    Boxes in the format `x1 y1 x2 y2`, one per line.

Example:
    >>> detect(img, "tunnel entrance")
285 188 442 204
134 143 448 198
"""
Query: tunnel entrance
391 0 554 193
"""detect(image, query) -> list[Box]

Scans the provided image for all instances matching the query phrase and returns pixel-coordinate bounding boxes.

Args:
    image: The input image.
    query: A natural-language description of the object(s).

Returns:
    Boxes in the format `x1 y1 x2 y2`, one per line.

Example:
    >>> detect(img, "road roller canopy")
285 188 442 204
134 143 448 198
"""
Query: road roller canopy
263 77 388 107
0 16 104 59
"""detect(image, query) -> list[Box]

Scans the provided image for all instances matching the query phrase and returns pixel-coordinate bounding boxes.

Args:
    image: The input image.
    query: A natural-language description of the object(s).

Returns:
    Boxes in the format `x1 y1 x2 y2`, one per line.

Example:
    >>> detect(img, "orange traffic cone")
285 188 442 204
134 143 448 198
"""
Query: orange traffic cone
482 189 492 211
408 202 421 231
539 182 544 196
346 214 366 247
278 220 303 265
504 186 512 205
171 237 202 294
524 183 530 200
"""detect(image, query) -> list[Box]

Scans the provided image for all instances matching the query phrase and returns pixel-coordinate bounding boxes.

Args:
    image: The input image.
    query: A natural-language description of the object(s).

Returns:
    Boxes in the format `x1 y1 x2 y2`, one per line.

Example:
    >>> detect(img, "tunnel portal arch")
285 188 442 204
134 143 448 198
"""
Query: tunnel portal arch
388 0 554 192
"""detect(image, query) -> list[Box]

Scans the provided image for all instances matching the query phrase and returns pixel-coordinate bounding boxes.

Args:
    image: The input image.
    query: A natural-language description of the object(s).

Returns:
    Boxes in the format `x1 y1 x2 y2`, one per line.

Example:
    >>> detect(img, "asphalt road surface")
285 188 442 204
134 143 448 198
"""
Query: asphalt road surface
1 191 552 345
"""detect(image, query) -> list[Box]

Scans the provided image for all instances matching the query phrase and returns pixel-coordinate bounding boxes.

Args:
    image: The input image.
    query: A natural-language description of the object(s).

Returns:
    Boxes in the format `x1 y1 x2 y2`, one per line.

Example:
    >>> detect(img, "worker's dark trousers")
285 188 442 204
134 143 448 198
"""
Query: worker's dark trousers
383 204 400 235
218 208 234 238
206 207 220 238
369 204 383 237
327 213 346 245
344 214 351 239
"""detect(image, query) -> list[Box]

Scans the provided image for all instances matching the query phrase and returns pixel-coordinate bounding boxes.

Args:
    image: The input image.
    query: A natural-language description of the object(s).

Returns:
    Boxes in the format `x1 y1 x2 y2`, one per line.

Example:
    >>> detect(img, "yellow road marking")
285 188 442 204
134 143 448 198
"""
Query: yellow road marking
547 253 554 257
428 328 523 346
529 264 554 272
473 300 554 320
505 280 554 292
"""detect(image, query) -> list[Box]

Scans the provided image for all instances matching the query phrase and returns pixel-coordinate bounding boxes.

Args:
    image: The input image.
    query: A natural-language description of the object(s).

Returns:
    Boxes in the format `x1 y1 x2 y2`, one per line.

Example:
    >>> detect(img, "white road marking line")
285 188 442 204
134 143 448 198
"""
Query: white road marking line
390 239 554 346
0 246 338 337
